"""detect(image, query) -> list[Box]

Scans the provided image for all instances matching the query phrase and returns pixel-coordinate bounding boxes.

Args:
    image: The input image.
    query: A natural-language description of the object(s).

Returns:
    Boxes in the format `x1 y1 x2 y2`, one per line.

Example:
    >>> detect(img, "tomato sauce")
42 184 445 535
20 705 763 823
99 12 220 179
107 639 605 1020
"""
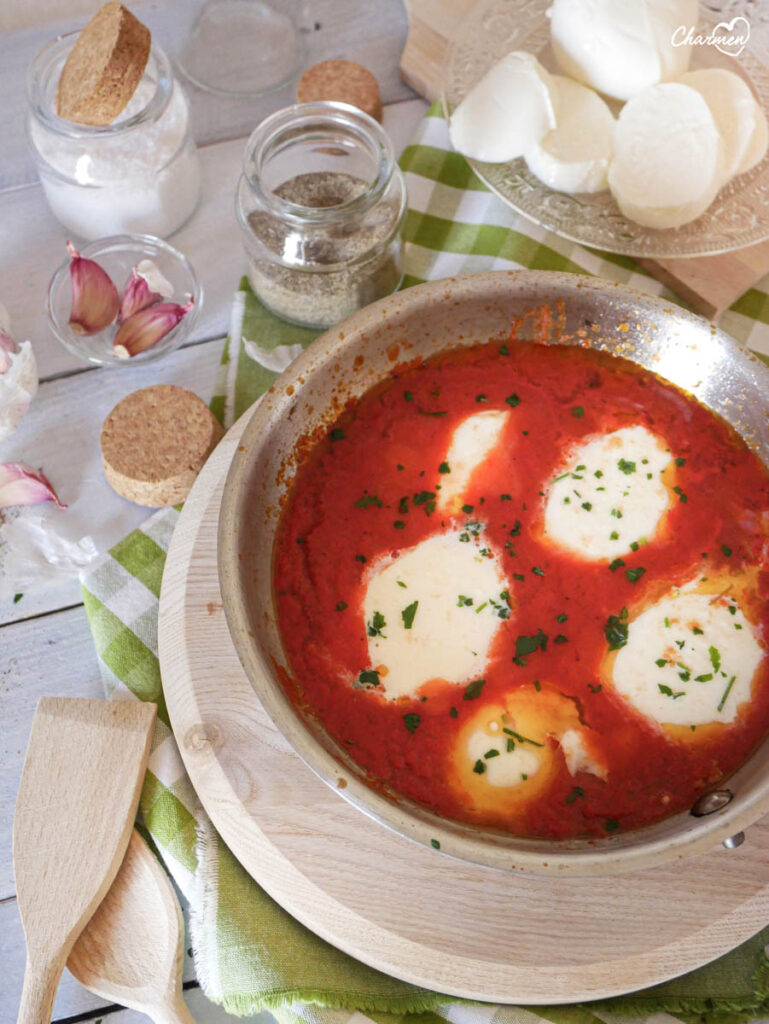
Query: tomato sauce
273 341 769 838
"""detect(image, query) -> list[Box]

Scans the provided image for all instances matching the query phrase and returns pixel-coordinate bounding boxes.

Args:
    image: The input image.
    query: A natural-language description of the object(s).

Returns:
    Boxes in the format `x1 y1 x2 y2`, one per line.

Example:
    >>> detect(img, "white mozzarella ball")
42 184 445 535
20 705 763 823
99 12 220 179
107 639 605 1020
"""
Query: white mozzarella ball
679 69 761 181
608 83 723 229
449 51 558 163
525 75 614 194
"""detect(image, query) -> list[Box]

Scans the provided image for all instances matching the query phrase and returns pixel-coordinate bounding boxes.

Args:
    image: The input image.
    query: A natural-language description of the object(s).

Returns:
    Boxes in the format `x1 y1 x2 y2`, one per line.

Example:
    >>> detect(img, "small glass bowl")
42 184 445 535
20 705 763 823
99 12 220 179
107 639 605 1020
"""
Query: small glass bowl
47 234 202 367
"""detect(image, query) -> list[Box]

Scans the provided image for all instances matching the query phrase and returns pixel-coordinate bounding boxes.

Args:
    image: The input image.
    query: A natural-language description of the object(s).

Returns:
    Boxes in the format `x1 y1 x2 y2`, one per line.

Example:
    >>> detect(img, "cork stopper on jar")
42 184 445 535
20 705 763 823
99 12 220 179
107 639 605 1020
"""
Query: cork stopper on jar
100 385 223 507
56 2 151 126
297 60 382 122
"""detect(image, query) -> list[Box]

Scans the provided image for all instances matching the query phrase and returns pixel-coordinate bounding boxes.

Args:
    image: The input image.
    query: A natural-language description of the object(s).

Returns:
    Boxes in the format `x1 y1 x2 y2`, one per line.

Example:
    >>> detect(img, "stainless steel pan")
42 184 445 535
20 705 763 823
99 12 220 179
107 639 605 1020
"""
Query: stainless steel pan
218 270 769 875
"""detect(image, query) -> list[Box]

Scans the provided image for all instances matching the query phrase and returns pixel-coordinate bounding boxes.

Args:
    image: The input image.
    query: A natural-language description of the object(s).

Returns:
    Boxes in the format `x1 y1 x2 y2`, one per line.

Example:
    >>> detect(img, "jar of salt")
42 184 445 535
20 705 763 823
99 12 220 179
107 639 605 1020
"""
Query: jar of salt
235 102 407 329
26 35 201 241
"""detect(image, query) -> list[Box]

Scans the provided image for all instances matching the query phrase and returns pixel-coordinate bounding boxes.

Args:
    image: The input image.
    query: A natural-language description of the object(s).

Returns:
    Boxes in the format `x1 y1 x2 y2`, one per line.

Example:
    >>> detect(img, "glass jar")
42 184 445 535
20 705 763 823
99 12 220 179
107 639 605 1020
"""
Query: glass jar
235 102 407 330
26 35 201 241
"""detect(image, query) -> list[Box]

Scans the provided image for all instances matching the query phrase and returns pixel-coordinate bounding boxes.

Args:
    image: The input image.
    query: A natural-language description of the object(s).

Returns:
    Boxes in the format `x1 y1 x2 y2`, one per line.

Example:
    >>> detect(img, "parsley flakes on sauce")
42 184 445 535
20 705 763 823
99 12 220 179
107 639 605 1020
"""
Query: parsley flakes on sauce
401 601 419 629
403 713 421 733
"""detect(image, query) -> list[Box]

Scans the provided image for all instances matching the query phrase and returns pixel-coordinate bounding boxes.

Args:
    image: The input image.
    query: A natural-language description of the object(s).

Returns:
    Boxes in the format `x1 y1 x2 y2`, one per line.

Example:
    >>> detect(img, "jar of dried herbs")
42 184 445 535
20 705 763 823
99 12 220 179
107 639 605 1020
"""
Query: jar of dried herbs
236 102 407 329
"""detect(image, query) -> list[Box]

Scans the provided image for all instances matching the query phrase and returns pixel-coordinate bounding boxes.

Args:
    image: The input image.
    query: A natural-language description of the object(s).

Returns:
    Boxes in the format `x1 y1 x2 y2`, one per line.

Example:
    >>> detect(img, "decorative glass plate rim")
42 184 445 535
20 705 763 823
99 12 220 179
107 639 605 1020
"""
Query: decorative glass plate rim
441 0 769 258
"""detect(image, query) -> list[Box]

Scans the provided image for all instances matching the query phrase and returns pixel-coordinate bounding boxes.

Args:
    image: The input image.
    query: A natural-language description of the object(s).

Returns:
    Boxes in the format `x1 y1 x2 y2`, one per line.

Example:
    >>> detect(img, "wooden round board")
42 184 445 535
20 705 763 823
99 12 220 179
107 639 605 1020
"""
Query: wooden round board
159 409 769 1004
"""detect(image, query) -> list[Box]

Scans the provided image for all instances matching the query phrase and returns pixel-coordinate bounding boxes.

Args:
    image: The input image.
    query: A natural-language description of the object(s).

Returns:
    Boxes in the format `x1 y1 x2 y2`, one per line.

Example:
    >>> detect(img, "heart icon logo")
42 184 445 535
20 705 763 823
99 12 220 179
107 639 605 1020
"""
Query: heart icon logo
713 16 751 57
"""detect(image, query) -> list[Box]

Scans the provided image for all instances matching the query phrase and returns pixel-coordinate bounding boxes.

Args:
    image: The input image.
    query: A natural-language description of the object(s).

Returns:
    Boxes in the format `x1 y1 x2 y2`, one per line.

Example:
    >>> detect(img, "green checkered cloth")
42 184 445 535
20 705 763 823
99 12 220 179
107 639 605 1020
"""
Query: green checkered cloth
82 103 769 1024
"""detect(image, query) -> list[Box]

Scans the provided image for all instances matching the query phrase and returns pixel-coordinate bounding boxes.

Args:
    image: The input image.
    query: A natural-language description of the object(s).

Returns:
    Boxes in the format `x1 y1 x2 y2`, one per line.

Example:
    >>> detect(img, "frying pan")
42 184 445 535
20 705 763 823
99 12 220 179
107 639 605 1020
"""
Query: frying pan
218 270 769 875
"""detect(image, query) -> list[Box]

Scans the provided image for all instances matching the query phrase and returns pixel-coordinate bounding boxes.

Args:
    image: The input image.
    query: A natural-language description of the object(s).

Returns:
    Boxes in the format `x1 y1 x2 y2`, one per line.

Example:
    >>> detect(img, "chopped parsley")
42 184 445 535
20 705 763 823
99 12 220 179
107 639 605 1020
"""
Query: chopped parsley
462 503 474 514
354 495 382 508
404 391 413 402
718 676 736 712
721 544 733 557
617 459 636 474
438 461 450 474
655 658 667 667
13 593 22 603
475 393 487 403
675 457 686 466
505 393 521 408
588 683 602 693
554 634 568 644
673 486 688 503
694 673 713 682
571 406 584 418
457 594 473 607
531 566 545 577
401 601 418 629
330 428 345 441
393 520 406 529
625 567 646 583
356 669 380 687
609 558 625 572
556 613 568 623
605 607 629 651
581 502 593 511
659 683 685 699
403 713 421 733
709 645 722 673
566 785 585 804
510 520 522 536
484 748 500 759
514 629 548 665
449 706 458 718
335 601 348 611
473 759 486 774
412 490 436 506
610 530 619 540
367 611 386 638
355 554 367 563
605 818 620 832
463 678 486 700
430 838 441 849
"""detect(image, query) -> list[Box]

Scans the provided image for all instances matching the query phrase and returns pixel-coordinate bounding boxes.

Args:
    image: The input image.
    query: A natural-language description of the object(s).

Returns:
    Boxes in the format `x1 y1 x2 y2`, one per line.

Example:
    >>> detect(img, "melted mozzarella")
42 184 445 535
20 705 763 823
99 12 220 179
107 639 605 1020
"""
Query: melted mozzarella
543 425 672 560
466 726 541 787
612 585 763 726
362 529 510 700
560 728 608 779
437 410 509 514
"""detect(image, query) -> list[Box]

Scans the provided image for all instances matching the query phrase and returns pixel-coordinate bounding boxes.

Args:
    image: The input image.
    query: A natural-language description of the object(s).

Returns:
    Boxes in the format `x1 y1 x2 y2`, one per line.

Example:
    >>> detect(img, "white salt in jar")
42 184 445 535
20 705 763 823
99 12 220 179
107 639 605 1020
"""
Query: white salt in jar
26 35 201 241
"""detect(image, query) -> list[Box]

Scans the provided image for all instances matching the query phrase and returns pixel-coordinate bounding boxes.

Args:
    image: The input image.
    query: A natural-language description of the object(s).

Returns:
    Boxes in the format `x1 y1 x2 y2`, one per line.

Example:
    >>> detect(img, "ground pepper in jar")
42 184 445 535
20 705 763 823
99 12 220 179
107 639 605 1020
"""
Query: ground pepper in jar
236 103 406 329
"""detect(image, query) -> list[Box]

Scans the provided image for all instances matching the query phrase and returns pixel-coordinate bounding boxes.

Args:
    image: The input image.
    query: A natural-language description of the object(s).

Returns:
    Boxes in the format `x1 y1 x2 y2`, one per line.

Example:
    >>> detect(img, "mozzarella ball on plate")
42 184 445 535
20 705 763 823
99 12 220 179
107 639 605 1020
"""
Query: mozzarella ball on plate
608 83 723 229
737 99 769 175
679 69 766 181
525 75 614 193
549 0 698 102
449 51 558 163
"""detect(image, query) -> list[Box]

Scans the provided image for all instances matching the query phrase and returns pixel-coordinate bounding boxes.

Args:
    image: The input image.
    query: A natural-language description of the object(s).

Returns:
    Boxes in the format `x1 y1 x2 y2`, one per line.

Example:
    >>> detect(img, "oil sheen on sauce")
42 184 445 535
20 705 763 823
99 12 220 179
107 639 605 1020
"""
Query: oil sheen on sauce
273 341 769 839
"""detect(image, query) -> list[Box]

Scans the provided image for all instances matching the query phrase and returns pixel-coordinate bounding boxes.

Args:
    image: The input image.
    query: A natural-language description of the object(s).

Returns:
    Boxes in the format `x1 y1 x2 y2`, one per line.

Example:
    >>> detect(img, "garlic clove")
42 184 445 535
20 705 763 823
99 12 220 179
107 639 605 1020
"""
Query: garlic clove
67 241 119 336
0 462 66 510
118 268 163 323
0 330 16 374
0 341 38 443
113 298 193 358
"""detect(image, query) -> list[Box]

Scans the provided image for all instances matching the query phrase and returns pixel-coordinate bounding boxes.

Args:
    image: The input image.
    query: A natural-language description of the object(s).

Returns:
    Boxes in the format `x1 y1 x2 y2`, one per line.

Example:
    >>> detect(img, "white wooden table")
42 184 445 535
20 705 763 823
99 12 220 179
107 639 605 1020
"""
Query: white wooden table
0 2 427 1021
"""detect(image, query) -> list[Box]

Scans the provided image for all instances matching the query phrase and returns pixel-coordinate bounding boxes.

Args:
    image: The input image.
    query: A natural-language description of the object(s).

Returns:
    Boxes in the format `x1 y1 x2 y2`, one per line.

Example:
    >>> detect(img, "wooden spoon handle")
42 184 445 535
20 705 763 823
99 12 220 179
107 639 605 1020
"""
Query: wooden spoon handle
17 956 65 1024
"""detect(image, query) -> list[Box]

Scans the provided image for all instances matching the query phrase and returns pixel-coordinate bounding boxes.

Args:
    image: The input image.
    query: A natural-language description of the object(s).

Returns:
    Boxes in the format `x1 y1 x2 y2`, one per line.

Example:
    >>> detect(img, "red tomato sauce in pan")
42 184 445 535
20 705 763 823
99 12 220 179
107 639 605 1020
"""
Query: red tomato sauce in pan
273 341 769 839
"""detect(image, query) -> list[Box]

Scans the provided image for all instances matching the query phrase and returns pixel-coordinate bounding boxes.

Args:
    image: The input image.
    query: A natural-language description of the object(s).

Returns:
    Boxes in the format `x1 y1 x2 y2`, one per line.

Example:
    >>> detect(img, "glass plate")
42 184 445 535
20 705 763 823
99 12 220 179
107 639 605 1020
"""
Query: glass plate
441 0 769 257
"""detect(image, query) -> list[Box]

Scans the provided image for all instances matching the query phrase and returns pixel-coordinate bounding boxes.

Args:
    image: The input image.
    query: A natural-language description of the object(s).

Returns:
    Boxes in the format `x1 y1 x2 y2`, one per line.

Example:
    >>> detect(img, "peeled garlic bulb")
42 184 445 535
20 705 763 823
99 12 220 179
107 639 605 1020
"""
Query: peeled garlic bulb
0 304 38 443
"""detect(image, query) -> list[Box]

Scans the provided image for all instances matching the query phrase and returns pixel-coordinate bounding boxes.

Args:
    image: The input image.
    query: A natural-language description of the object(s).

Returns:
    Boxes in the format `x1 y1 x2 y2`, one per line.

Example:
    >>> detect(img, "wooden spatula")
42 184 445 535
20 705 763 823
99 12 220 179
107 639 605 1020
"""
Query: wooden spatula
68 828 195 1024
13 697 156 1024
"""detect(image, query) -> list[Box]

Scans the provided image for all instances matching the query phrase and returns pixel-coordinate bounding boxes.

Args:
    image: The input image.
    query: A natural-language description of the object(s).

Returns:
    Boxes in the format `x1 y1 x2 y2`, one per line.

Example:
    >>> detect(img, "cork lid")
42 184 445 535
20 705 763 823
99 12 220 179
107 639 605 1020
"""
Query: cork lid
100 385 223 507
56 2 151 126
297 60 382 123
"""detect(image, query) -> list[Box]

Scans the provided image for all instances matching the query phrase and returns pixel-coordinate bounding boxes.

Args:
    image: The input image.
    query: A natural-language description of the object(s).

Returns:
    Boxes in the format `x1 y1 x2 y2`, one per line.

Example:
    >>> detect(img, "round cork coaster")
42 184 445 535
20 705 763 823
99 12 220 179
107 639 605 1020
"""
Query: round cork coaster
297 60 382 122
100 385 223 507
56 1 151 126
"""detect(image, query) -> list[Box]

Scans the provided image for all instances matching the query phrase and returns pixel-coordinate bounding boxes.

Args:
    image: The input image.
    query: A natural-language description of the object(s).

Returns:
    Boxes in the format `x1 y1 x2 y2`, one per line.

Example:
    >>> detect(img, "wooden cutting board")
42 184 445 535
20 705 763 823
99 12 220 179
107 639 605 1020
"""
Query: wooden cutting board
158 409 769 1004
399 0 769 319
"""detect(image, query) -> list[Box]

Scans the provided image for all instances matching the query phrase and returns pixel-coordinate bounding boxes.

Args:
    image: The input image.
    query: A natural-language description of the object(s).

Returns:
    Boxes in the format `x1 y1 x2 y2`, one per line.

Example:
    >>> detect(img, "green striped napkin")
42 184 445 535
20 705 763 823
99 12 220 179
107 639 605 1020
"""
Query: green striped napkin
81 102 769 1024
